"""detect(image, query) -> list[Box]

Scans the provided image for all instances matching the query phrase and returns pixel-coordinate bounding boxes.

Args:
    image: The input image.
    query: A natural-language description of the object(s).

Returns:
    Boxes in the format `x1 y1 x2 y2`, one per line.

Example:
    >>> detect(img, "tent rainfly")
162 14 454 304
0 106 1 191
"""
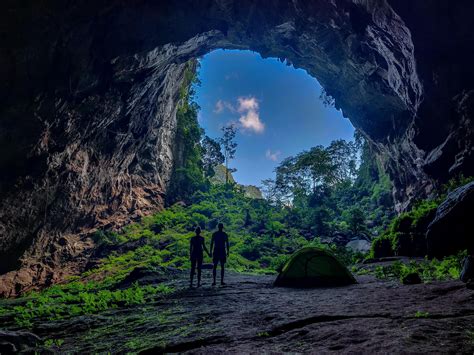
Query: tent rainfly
274 247 357 287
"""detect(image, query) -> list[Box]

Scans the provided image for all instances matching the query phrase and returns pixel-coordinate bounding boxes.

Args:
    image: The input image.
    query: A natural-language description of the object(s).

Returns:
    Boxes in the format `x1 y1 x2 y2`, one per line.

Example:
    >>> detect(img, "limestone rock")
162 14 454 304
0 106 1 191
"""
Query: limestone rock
460 256 474 283
426 182 474 258
346 239 371 254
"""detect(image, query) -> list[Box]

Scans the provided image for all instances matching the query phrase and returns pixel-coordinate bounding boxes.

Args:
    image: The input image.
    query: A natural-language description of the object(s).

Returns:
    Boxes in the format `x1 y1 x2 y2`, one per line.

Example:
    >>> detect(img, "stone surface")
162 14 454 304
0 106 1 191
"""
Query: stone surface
0 330 41 353
461 256 474 283
2 272 473 353
1 0 474 293
426 182 474 258
346 239 371 253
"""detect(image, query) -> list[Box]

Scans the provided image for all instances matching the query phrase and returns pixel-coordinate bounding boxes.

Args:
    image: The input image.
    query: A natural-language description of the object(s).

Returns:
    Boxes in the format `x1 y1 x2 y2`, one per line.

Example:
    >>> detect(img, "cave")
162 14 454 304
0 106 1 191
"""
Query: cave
1 0 474 299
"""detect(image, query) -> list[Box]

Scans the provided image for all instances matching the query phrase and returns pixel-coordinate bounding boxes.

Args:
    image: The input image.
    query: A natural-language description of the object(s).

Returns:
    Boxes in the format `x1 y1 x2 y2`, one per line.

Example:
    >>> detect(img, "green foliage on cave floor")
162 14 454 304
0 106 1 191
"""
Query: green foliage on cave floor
353 251 467 283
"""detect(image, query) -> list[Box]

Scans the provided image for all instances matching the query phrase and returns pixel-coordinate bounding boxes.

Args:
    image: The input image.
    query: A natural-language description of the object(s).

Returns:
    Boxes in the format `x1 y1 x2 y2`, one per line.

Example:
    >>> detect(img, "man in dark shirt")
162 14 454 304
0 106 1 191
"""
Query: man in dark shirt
189 226 210 288
210 223 230 286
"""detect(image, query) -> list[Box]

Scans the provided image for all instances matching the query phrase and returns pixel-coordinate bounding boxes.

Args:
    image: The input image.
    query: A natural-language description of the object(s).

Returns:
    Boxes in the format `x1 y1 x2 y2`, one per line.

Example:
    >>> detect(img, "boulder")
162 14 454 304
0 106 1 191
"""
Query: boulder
426 182 474 258
402 272 422 285
460 256 474 283
346 240 371 254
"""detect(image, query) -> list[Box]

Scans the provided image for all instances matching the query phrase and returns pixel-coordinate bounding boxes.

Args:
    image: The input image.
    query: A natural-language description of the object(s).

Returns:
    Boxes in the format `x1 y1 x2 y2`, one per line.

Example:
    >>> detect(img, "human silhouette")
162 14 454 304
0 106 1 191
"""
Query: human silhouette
189 226 210 288
210 223 230 286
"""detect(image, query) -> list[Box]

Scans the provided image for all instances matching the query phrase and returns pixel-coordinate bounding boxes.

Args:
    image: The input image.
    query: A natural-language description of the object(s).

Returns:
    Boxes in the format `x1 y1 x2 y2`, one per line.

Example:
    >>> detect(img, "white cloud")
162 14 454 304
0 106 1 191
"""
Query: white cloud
214 96 265 134
213 99 235 114
237 97 259 112
265 149 281 162
237 96 265 134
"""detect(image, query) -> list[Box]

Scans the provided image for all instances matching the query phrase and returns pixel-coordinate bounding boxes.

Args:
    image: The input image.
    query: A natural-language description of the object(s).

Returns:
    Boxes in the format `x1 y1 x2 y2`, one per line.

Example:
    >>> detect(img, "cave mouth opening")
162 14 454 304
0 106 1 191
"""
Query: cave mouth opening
193 49 356 188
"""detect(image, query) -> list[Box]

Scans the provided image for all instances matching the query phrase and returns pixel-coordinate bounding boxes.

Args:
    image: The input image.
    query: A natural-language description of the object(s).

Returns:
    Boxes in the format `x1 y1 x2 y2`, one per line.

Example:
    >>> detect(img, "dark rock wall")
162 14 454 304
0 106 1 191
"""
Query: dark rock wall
1 0 473 294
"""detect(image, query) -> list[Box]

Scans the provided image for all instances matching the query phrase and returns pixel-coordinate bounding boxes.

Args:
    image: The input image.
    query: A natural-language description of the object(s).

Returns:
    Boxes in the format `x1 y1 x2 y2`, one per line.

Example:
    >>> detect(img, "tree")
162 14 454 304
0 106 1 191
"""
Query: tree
201 136 224 177
219 124 238 184
347 207 367 235
326 139 359 183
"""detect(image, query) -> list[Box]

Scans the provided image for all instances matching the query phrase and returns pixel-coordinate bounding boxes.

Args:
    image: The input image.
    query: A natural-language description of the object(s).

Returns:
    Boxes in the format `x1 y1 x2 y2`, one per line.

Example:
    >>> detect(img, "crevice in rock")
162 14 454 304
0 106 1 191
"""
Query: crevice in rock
139 335 230 354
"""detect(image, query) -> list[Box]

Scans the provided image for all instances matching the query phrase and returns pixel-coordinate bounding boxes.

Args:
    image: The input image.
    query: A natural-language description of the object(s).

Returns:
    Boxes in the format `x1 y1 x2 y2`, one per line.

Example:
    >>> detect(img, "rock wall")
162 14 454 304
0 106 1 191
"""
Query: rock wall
1 0 473 294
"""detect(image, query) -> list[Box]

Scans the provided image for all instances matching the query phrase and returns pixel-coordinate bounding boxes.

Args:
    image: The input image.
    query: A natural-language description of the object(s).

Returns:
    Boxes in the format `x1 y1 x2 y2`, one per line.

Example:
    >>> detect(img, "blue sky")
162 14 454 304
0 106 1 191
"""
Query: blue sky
195 49 355 187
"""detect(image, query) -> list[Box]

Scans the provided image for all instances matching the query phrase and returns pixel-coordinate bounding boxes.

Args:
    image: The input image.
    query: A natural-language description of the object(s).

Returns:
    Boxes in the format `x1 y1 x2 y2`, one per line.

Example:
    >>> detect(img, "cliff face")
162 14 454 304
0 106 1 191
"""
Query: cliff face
1 0 473 295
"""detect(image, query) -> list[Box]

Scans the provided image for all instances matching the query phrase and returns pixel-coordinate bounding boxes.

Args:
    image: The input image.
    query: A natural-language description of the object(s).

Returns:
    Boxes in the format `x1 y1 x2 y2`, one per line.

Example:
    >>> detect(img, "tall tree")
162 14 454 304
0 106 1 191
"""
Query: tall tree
219 124 238 184
201 136 224 177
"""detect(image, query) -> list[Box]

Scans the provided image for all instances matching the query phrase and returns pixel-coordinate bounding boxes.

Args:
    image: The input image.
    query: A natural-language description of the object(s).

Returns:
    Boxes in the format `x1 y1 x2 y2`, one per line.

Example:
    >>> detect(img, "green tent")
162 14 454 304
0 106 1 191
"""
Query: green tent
274 247 357 287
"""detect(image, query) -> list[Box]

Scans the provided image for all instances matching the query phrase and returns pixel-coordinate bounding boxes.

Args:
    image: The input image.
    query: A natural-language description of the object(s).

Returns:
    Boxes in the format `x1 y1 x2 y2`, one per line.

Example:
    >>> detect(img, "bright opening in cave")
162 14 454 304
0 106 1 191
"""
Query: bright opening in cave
194 49 355 187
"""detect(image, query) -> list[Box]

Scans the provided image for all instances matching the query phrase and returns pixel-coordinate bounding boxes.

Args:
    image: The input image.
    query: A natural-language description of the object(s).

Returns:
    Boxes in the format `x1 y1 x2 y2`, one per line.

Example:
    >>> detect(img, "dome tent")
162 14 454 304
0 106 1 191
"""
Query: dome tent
274 247 357 287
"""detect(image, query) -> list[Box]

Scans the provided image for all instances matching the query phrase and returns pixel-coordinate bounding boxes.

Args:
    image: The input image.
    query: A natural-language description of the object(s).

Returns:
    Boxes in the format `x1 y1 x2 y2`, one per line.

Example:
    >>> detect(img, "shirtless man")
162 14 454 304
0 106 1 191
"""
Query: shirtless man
210 223 230 286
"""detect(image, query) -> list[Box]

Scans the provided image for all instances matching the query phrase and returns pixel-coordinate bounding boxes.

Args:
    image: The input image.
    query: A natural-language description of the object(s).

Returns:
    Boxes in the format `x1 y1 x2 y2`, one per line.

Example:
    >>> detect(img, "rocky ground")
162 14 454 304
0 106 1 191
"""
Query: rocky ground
2 269 474 353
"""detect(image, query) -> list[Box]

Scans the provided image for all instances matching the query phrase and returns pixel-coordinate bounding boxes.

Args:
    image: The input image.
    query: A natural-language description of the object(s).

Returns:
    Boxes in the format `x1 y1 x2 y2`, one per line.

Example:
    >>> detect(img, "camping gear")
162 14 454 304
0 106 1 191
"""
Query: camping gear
274 247 356 287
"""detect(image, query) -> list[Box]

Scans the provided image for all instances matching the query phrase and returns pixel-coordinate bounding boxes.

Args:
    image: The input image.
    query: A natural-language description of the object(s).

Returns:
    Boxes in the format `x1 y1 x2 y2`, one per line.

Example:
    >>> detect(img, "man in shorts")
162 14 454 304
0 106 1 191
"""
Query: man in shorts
210 223 230 286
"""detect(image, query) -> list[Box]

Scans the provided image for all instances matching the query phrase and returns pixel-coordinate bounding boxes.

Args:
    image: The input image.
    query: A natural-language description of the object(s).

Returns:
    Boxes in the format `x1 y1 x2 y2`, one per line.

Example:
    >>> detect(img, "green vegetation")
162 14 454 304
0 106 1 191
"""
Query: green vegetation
1 280 173 328
368 251 466 283
370 200 440 258
262 134 394 240
44 338 64 350
167 60 208 203
94 184 362 275
414 311 430 318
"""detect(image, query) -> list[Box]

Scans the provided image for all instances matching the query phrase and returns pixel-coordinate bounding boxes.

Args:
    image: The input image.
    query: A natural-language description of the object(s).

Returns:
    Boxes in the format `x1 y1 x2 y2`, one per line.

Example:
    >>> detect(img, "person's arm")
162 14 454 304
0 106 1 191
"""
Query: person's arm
202 238 210 257
190 238 193 257
226 234 230 257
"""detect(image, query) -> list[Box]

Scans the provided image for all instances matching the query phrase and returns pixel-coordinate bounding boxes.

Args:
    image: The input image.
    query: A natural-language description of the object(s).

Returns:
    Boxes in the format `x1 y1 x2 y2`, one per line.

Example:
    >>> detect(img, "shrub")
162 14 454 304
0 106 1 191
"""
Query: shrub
372 251 466 283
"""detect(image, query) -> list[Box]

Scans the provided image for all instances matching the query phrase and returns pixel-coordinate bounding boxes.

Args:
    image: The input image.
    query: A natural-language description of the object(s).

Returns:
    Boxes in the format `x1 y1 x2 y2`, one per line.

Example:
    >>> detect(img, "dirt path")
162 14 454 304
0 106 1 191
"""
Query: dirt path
19 272 474 353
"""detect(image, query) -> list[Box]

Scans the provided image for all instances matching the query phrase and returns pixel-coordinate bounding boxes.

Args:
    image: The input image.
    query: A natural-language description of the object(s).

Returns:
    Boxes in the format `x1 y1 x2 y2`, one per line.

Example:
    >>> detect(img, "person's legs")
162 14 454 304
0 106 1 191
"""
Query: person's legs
197 257 203 287
220 260 225 285
190 258 197 287
212 258 218 286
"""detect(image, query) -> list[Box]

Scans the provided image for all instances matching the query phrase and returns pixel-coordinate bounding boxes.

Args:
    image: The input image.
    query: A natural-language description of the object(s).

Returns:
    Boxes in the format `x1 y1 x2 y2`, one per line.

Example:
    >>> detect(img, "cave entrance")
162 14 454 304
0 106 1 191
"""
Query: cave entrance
194 49 355 187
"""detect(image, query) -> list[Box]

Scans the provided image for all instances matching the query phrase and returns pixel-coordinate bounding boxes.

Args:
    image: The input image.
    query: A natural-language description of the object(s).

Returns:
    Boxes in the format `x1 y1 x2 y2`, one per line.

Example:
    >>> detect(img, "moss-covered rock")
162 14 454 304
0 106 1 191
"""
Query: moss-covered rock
371 236 394 258
371 200 439 257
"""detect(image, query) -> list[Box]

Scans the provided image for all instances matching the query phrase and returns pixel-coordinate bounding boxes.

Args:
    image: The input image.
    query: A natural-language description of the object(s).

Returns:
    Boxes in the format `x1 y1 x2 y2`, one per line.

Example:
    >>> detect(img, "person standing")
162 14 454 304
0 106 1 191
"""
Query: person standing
189 227 210 288
210 223 230 286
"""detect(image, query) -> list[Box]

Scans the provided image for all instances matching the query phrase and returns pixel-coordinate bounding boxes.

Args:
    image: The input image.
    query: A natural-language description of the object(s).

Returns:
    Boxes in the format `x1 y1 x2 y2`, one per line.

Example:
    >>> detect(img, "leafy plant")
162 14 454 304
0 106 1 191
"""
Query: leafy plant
370 251 466 283
414 311 430 318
